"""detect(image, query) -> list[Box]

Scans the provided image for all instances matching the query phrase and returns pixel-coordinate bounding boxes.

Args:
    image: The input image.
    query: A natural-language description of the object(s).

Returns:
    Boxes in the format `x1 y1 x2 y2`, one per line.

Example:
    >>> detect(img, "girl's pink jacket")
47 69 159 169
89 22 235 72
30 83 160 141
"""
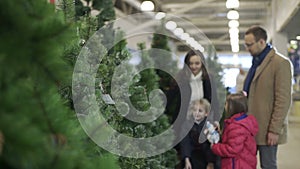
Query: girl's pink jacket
212 113 258 169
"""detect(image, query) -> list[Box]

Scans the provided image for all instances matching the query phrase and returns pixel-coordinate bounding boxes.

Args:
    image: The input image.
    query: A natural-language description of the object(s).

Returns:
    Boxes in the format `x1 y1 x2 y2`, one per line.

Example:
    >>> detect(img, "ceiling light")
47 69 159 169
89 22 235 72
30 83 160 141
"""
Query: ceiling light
165 21 177 30
232 53 239 64
140 1 154 11
290 40 297 45
173 28 184 36
197 45 205 53
226 0 240 9
186 37 196 44
230 38 239 45
296 36 300 40
230 34 239 40
229 27 239 34
180 33 190 41
155 12 166 19
231 45 239 53
228 20 239 28
227 10 239 20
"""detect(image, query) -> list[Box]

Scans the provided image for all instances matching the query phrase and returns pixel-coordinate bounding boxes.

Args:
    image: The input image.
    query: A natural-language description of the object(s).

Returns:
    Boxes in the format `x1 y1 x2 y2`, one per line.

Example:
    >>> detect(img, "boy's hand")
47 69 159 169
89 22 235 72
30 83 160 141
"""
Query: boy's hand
205 121 220 144
185 158 192 169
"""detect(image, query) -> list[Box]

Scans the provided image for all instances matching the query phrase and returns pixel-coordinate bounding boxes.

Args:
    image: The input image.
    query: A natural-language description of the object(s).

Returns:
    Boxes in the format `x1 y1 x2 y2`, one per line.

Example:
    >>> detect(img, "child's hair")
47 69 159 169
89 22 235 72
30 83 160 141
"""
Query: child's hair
226 92 248 117
187 98 211 120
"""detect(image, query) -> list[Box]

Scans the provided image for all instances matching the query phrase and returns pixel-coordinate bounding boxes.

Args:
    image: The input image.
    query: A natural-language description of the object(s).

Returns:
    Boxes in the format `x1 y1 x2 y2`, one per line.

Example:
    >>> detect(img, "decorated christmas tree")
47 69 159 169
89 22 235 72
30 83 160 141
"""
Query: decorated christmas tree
0 0 119 169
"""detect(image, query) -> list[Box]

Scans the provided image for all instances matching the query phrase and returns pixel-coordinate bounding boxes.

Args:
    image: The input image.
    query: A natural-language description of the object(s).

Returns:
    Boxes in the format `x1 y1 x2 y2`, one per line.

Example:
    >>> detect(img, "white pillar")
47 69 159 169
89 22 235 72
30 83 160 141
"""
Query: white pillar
264 0 289 57
272 31 288 57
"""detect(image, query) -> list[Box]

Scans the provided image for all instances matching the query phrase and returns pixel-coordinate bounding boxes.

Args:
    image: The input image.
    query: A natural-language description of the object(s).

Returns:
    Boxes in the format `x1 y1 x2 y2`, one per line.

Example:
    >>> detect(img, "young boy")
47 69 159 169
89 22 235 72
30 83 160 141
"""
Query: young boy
180 98 219 169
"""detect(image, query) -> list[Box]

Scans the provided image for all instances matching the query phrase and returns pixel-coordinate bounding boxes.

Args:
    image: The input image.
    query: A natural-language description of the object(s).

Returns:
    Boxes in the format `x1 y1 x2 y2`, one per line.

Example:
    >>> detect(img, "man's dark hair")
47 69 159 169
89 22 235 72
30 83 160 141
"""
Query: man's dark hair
245 25 267 42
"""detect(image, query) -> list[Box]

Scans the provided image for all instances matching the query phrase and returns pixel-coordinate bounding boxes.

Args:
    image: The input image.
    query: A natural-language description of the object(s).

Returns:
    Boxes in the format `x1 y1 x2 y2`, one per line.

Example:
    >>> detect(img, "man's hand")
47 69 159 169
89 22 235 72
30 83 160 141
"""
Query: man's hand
267 132 279 146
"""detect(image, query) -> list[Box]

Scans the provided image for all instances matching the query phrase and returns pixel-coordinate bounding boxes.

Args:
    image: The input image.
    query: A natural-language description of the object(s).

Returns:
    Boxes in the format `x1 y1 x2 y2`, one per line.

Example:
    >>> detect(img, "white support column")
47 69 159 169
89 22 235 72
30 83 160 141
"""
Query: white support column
264 0 289 57
262 0 274 43
275 0 300 32
272 31 288 57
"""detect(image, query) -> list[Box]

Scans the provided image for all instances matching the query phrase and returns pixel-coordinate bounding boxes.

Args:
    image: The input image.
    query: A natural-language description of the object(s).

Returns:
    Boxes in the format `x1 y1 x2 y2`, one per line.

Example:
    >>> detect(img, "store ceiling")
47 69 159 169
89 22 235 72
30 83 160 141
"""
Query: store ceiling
114 0 298 54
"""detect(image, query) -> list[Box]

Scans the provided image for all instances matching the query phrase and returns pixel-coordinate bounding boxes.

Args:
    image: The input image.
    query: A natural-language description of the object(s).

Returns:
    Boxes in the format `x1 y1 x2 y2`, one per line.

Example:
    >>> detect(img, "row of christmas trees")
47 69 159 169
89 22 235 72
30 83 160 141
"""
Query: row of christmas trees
0 0 225 168
0 0 178 168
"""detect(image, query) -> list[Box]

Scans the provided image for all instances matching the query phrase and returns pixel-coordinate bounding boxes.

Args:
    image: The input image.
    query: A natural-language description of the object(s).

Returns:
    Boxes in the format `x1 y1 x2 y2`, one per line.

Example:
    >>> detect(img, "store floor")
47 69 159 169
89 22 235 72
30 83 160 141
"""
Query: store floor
277 121 300 168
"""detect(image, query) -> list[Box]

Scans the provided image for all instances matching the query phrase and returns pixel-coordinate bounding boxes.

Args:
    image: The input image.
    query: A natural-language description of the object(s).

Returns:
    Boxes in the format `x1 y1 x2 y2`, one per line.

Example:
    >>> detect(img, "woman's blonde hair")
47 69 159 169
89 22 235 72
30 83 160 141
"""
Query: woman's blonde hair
187 98 210 120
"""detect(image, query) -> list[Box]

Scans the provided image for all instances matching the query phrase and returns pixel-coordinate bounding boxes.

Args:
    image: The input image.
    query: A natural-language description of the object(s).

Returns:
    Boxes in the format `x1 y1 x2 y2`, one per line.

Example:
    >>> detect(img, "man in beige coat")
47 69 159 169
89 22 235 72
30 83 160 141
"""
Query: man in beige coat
243 26 293 169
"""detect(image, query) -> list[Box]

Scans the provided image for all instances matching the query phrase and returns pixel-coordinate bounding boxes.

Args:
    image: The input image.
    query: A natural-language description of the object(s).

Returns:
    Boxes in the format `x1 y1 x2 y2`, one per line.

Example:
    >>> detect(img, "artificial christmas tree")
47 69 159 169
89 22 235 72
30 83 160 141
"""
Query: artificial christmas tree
0 0 119 168
205 45 226 122
150 22 179 125
0 131 3 155
62 0 177 168
89 32 177 168
150 23 178 94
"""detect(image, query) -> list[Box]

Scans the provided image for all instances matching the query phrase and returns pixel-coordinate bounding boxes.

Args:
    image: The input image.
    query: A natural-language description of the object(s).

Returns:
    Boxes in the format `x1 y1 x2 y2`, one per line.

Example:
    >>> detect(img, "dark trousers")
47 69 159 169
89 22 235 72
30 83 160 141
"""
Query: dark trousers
189 149 220 169
176 147 221 169
258 145 278 169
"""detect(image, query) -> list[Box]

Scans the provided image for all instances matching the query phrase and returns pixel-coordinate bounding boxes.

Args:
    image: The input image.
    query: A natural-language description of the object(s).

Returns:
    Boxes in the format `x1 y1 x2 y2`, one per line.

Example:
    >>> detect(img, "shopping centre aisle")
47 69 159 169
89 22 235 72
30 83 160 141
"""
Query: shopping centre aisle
256 101 300 169
277 101 300 169
277 122 300 168
257 122 300 169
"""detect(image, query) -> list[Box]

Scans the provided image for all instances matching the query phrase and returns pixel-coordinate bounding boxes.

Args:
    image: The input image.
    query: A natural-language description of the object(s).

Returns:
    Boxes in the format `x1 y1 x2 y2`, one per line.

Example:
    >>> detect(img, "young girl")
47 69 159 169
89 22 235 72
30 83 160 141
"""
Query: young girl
210 93 258 169
180 98 219 169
